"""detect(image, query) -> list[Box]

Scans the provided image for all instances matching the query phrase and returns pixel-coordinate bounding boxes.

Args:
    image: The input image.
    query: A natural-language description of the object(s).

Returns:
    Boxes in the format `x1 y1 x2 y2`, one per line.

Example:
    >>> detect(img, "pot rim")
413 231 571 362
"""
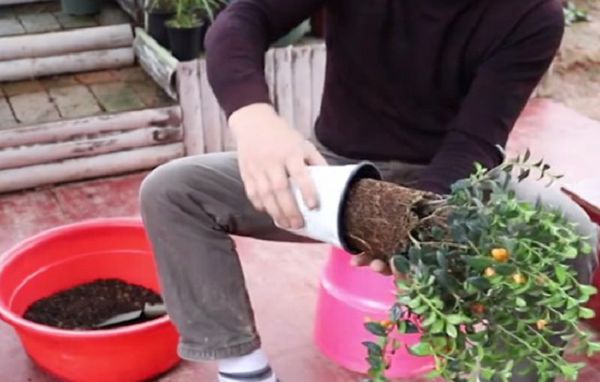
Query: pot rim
0 217 172 338
337 162 382 253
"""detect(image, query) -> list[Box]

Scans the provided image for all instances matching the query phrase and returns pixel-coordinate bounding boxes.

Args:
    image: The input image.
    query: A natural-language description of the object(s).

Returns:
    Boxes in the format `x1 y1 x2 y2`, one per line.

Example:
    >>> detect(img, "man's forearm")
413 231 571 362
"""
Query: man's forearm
417 131 502 195
205 0 324 117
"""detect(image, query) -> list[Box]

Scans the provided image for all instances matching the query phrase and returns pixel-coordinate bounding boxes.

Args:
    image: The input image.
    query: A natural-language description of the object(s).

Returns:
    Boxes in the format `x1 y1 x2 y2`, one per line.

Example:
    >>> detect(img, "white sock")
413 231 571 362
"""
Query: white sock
218 349 277 382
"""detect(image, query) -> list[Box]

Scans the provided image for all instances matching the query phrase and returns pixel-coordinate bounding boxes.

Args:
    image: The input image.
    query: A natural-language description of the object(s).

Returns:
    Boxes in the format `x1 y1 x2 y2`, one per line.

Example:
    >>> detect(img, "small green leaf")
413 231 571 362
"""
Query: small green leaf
390 303 404 322
446 314 463 325
450 225 468 242
446 323 458 338
467 276 491 291
580 285 598 297
515 297 527 308
579 307 595 319
495 263 517 276
581 242 593 255
436 251 449 270
586 341 600 356
397 320 407 334
408 297 421 309
408 246 420 264
421 314 437 328
430 319 445 334
397 295 412 306
555 264 568 284
481 368 495 380
393 255 410 274
365 322 387 336
426 369 442 379
518 169 531 182
406 321 419 333
431 226 445 241
362 341 382 357
567 298 579 309
564 246 578 259
408 342 432 357
466 257 493 270
412 304 428 315
559 364 578 380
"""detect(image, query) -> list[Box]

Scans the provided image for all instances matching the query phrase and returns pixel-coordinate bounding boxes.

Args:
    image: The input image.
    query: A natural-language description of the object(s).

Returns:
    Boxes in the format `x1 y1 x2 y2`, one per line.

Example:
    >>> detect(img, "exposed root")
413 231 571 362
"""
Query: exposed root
342 179 449 260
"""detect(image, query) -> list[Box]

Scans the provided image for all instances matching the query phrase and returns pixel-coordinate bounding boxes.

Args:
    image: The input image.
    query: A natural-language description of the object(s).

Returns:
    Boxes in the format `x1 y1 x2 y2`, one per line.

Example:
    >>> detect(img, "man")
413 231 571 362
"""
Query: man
140 1 598 381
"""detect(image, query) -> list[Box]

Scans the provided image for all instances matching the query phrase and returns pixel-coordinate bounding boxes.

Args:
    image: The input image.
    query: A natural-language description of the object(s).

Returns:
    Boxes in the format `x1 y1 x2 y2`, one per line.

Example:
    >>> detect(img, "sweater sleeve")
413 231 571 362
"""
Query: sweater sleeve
417 2 565 195
205 0 325 117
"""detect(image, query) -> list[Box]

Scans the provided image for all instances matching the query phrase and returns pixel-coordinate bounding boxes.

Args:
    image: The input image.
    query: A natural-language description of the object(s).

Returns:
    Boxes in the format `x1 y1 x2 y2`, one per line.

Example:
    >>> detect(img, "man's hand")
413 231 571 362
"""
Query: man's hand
351 253 405 277
230 103 327 229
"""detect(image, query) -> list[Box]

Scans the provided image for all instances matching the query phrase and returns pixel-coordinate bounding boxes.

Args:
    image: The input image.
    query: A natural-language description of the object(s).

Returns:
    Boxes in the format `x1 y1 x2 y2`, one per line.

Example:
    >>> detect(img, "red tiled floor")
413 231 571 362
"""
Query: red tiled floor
1 99 600 382
507 99 600 185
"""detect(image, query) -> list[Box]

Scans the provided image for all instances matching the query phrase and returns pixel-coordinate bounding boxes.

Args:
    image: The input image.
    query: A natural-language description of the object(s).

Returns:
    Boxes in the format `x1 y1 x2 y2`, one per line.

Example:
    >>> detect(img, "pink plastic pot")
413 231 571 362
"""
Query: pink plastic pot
314 247 434 378
0 218 180 382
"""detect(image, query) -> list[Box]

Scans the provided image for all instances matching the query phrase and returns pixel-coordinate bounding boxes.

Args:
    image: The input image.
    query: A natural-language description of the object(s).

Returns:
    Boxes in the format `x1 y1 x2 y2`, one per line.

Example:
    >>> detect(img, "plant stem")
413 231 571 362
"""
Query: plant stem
495 325 564 369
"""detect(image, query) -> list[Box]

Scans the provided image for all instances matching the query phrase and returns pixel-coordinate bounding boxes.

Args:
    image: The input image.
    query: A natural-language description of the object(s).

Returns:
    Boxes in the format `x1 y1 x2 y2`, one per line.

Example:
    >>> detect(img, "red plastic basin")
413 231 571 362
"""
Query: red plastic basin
0 218 180 382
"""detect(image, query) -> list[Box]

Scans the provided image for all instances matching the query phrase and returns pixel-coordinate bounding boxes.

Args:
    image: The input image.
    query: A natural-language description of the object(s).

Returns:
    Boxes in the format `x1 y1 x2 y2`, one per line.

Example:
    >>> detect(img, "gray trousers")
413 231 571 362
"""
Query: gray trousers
139 141 598 379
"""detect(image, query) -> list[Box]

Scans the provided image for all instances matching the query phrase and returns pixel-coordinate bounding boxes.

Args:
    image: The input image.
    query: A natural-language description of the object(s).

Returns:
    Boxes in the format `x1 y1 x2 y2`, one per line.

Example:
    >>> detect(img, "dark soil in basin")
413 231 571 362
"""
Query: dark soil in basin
23 279 164 330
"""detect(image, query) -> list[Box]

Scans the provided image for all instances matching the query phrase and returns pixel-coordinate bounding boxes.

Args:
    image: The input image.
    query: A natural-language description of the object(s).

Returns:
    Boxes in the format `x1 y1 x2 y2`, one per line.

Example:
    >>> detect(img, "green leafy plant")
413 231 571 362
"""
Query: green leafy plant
146 0 177 12
166 0 226 28
193 0 227 22
563 1 590 25
363 151 600 382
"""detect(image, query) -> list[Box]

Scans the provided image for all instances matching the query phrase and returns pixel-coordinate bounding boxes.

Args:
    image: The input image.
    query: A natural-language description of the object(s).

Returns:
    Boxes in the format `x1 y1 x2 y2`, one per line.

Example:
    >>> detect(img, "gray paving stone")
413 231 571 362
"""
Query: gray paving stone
49 85 102 119
0 98 18 129
2 80 45 98
18 13 61 33
0 17 25 37
10 92 60 125
90 82 145 113
98 3 131 25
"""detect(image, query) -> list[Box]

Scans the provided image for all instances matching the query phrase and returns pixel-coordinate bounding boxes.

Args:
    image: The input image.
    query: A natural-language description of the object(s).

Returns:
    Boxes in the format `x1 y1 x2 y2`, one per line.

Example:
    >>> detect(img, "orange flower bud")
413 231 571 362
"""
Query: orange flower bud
491 248 510 262
512 273 526 284
471 303 486 315
536 319 548 330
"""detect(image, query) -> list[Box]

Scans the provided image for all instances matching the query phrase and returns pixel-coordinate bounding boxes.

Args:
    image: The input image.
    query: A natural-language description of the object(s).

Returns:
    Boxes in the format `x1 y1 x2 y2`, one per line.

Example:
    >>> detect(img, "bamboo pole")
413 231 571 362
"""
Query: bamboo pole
0 106 181 149
0 24 134 61
0 48 135 82
0 127 182 170
0 143 184 194
198 59 224 153
134 28 178 100
177 61 205 155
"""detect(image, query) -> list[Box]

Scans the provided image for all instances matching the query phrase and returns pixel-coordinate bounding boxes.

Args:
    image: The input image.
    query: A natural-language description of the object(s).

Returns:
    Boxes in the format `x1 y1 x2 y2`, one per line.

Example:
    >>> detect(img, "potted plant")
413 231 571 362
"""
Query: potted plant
61 0 103 16
283 151 600 381
145 0 177 49
166 0 225 61
350 155 600 382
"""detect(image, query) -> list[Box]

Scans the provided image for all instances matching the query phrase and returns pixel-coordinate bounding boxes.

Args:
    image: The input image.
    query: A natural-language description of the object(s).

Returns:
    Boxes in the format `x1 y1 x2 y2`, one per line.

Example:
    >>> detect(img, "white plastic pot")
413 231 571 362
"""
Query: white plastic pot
284 162 381 252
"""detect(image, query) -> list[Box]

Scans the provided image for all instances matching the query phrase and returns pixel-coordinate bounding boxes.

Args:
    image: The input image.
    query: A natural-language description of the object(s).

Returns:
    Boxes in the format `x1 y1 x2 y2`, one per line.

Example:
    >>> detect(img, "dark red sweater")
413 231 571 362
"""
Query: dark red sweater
205 0 564 194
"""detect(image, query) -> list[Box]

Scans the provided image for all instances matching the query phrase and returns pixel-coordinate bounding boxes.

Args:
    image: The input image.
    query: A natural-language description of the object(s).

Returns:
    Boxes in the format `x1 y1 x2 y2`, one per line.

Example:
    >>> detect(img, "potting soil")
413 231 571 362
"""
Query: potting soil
23 279 163 330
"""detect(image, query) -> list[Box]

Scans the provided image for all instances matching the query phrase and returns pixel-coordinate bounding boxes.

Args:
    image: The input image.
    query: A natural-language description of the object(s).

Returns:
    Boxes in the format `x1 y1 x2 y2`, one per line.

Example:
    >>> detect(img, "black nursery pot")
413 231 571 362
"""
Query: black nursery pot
147 11 174 49
166 23 204 61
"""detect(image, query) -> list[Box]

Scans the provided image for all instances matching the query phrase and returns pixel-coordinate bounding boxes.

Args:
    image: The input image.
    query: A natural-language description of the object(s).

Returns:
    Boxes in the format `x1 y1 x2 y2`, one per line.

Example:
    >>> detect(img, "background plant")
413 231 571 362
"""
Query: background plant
363 151 600 382
167 0 226 28
146 0 176 12
564 1 590 25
